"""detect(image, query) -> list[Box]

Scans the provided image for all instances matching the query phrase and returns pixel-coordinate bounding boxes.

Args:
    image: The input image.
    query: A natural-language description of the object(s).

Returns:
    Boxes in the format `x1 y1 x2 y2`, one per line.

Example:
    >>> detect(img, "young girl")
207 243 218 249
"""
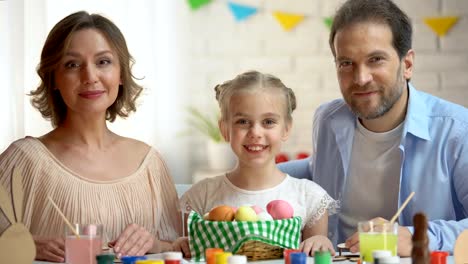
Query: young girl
180 70 338 256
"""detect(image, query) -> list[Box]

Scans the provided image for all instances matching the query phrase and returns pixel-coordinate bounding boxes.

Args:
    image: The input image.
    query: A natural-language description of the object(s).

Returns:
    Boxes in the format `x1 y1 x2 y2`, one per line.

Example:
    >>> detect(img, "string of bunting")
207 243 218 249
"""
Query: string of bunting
186 0 329 31
186 0 460 36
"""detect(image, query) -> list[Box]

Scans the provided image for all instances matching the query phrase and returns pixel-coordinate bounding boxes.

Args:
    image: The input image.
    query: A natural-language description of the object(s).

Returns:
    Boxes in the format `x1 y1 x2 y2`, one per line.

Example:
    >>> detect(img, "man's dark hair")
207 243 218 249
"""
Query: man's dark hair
329 0 412 60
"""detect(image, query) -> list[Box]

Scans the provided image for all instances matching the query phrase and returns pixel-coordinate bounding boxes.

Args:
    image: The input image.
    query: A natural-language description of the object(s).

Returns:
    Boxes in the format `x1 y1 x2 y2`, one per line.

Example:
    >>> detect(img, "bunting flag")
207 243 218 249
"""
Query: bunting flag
423 16 459 37
273 12 306 31
187 2 461 37
323 17 333 30
187 0 212 10
227 1 258 22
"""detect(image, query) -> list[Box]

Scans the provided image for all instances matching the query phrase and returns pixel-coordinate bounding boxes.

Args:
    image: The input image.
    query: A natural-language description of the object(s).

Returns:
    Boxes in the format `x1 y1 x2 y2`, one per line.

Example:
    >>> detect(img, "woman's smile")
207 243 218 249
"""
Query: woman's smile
78 90 105 99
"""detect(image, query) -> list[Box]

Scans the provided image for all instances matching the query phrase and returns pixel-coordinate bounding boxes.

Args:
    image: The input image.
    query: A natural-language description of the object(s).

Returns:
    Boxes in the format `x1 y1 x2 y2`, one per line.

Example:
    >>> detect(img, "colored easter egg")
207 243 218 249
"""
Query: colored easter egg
208 205 235 221
235 206 258 221
257 211 274 221
266 200 294 220
251 205 264 214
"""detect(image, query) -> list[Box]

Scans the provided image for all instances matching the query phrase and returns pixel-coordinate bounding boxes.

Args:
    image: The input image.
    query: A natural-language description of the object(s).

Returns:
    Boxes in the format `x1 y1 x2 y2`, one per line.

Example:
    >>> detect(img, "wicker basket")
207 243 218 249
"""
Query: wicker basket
235 240 284 260
187 211 301 261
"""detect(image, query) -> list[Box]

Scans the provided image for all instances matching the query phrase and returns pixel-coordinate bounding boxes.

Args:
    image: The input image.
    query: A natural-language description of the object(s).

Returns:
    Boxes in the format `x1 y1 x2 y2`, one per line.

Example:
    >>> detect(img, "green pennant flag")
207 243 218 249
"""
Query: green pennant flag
187 0 211 10
324 17 333 30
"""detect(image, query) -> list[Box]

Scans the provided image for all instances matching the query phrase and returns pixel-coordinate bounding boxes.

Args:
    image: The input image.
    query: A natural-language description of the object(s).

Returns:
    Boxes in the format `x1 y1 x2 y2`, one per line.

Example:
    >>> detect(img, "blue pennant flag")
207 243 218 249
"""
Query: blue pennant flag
227 1 258 22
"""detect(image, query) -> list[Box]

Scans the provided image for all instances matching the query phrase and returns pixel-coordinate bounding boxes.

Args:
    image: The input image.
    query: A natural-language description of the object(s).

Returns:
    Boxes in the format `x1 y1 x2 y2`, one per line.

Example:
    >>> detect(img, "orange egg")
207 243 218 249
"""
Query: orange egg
208 205 235 221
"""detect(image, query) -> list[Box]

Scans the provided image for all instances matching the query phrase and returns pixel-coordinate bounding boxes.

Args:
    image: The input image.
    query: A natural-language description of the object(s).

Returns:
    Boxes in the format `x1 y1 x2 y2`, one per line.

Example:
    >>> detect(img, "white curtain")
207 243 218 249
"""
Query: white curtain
0 0 191 183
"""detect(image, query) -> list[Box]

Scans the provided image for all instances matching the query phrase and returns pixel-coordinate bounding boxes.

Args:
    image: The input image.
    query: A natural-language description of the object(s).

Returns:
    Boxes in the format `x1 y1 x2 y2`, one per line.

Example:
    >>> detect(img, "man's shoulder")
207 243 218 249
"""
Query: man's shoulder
413 88 468 124
315 99 351 121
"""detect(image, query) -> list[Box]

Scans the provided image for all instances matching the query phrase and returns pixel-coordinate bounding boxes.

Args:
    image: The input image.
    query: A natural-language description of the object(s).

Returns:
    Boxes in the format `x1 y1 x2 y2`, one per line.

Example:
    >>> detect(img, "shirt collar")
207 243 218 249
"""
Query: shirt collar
403 83 431 141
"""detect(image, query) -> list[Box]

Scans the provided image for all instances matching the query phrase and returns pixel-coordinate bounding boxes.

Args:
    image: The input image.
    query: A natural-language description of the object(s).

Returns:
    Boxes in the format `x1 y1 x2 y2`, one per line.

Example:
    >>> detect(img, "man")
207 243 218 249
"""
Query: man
279 0 468 256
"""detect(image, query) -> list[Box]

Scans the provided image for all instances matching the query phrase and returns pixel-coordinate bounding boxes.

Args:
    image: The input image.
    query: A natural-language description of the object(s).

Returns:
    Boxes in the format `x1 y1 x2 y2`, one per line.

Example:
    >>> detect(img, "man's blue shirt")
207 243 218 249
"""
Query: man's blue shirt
279 84 468 252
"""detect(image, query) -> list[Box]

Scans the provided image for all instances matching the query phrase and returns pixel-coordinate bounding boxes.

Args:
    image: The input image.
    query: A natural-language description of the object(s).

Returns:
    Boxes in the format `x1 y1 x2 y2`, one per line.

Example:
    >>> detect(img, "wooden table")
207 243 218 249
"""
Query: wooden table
33 255 455 264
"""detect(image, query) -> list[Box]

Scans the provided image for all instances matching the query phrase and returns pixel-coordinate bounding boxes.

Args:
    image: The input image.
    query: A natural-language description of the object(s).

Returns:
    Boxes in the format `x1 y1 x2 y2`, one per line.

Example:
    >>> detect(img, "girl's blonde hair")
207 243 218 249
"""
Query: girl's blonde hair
214 70 296 122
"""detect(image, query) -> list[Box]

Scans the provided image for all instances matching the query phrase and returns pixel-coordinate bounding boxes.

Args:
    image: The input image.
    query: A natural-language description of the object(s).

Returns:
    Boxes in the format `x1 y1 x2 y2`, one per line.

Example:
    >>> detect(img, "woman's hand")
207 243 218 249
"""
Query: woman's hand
300 235 336 256
110 223 155 258
34 236 65 263
172 237 191 258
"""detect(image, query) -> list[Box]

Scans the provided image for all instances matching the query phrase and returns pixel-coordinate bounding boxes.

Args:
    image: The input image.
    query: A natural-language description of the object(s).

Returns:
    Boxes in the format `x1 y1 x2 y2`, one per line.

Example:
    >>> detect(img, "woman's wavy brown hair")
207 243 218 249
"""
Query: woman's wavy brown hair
30 11 143 127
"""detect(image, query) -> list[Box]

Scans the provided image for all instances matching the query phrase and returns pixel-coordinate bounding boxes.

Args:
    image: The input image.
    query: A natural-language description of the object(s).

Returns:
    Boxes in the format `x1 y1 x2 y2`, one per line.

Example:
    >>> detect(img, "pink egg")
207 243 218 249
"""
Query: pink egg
266 200 294 220
231 206 238 213
251 205 264 214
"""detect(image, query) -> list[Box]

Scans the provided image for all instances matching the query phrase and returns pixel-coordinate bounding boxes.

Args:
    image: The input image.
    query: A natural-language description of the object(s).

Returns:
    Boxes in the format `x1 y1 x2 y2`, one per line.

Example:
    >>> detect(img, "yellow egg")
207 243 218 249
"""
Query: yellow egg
235 206 258 221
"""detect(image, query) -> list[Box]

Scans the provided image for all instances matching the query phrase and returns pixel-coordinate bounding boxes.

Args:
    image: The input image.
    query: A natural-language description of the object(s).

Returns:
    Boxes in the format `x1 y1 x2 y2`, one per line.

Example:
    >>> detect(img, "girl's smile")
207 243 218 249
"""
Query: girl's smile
244 144 268 153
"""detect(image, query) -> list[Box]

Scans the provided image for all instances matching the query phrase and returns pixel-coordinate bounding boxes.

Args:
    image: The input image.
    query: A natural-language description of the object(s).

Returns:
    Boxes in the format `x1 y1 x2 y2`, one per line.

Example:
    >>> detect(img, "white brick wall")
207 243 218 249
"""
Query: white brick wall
185 0 468 172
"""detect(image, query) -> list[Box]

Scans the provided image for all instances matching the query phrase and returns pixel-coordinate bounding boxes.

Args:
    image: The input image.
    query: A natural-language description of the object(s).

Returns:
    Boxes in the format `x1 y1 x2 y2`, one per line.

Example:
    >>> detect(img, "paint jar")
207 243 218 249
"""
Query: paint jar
372 250 392 264
284 249 301 264
290 252 307 264
164 252 183 264
314 251 331 264
227 255 247 264
430 251 449 264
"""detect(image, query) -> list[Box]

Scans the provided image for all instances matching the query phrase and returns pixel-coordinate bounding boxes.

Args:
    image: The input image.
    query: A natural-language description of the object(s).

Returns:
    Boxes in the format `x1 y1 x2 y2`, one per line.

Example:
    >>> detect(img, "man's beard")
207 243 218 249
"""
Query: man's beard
347 65 405 120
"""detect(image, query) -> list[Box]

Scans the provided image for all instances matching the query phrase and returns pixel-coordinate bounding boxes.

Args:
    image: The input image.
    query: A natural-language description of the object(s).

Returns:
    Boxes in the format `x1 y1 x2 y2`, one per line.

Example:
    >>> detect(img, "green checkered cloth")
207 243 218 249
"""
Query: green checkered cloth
187 211 301 261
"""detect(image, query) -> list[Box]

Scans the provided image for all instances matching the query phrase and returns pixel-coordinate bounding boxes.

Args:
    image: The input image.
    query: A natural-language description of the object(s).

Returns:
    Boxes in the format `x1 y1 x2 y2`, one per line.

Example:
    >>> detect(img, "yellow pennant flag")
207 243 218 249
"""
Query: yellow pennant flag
424 16 459 37
273 11 305 31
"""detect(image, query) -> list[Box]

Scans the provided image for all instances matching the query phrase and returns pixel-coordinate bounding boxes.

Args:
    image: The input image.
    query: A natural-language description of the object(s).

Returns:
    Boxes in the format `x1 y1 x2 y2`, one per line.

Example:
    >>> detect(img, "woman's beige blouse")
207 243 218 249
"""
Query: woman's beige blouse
0 137 181 242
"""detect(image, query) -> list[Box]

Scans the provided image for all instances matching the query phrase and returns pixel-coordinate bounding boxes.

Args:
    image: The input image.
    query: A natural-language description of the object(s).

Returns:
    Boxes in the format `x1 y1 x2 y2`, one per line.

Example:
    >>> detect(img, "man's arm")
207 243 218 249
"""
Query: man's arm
277 157 312 180
408 219 468 252
423 132 468 252
392 142 467 254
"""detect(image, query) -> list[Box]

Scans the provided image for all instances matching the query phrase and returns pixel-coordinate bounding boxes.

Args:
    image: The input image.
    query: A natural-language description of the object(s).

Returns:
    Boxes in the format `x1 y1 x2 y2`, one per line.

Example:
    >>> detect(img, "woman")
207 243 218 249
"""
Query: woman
0 11 183 262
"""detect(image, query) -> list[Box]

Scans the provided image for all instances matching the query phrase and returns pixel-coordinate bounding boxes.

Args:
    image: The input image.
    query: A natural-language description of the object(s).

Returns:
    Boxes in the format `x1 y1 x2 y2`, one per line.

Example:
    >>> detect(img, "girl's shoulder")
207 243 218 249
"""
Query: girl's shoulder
284 175 339 210
180 174 228 214
182 175 228 201
284 175 327 193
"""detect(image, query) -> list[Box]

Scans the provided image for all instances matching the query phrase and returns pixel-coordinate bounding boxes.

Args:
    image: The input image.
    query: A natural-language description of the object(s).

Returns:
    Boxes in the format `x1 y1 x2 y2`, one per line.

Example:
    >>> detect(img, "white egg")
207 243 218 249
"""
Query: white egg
203 212 210 220
257 212 274 221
